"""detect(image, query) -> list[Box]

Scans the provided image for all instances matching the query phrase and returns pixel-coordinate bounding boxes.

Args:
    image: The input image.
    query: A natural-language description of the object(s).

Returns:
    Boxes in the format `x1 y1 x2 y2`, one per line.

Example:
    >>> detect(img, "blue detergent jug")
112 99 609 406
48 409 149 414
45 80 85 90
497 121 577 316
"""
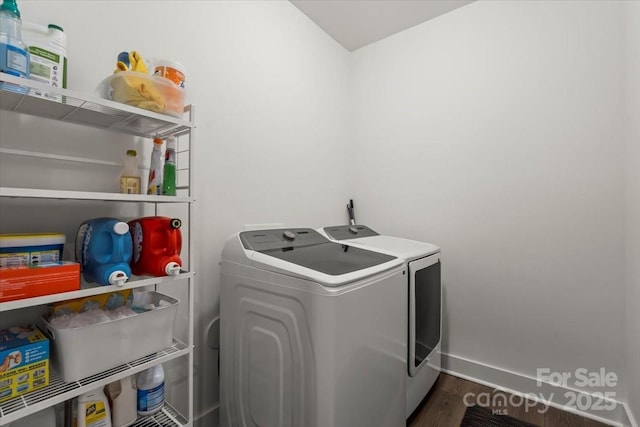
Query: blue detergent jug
75 217 132 286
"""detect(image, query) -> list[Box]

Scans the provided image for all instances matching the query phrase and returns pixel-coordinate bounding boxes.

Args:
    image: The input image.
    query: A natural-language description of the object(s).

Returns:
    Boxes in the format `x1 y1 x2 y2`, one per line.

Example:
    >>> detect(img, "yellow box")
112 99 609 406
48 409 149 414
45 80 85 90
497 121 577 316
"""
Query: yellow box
0 325 49 402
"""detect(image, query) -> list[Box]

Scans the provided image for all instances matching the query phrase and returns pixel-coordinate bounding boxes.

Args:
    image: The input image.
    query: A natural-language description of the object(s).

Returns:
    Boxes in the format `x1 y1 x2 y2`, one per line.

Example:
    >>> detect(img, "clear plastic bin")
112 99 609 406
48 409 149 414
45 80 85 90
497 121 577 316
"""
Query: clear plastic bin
96 71 184 118
42 291 179 382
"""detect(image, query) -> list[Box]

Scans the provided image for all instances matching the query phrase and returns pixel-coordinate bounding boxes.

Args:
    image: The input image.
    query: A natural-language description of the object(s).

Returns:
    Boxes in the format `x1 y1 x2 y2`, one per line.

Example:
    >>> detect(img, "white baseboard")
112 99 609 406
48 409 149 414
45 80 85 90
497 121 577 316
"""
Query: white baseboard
442 352 636 427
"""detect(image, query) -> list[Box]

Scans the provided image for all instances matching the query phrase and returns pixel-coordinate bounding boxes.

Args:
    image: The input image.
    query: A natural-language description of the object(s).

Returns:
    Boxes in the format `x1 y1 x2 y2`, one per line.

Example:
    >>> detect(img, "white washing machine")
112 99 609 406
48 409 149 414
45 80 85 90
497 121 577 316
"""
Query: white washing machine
220 228 408 427
319 225 442 418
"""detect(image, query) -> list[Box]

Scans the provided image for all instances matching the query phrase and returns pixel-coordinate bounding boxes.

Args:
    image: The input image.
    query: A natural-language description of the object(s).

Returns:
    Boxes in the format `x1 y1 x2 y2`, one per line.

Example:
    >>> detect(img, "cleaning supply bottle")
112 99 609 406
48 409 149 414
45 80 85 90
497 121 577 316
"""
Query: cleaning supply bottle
128 216 182 277
22 22 67 90
162 136 176 196
136 364 165 416
0 0 29 83
119 149 140 194
75 217 132 286
77 388 112 427
105 376 137 427
147 137 163 195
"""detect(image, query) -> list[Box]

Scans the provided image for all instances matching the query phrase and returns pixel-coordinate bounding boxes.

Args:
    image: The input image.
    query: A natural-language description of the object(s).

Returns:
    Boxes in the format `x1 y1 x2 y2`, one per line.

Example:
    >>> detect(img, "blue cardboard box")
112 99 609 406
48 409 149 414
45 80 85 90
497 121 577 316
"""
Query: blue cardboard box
0 324 49 402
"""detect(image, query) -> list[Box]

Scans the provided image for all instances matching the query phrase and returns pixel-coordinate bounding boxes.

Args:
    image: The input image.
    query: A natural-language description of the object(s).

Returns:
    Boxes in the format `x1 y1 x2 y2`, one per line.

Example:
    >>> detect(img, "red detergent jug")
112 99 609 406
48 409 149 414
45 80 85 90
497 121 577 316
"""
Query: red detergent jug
128 216 182 277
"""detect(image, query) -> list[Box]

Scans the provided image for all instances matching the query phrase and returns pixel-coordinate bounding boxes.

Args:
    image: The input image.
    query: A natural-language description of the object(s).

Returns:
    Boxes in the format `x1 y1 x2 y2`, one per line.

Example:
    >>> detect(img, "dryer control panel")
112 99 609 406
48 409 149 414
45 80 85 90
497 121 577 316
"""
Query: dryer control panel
240 228 327 251
323 225 379 241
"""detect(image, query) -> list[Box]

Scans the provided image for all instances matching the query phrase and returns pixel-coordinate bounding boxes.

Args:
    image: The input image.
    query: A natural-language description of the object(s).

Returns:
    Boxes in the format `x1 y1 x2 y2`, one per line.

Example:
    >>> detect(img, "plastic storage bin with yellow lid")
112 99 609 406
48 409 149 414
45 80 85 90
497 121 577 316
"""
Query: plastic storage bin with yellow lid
96 71 185 118
0 233 65 267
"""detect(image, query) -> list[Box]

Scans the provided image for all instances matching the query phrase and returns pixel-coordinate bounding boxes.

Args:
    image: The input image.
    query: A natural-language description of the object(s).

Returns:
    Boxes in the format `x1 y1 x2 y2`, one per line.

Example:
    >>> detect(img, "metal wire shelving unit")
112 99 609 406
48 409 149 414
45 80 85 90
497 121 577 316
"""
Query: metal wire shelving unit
0 72 196 426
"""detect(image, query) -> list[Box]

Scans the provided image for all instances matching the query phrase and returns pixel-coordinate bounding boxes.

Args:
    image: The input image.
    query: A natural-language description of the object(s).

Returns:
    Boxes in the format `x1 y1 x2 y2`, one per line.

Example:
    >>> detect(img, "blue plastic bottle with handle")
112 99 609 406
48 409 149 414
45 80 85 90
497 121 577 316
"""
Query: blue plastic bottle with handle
0 0 29 89
75 217 133 286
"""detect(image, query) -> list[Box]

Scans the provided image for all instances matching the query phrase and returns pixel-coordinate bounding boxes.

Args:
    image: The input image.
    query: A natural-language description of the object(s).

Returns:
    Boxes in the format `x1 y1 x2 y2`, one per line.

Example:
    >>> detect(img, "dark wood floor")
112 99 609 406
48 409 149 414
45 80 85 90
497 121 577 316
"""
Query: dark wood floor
408 373 611 427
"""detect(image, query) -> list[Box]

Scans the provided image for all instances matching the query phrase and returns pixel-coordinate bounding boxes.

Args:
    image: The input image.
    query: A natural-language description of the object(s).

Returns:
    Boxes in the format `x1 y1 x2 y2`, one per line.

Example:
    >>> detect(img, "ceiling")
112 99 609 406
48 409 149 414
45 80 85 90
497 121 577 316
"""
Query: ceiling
290 0 475 51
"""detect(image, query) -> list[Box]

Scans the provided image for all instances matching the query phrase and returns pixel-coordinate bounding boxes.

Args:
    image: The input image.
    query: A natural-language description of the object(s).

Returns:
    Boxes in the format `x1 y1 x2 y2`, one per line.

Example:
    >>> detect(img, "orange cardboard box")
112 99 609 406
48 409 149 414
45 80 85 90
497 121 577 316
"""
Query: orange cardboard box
0 262 80 303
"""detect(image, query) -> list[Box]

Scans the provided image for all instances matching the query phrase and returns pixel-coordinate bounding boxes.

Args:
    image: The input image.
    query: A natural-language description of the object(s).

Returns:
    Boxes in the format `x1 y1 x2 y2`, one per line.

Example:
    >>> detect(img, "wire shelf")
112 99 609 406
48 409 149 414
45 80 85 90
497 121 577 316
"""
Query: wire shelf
0 340 190 426
0 73 193 138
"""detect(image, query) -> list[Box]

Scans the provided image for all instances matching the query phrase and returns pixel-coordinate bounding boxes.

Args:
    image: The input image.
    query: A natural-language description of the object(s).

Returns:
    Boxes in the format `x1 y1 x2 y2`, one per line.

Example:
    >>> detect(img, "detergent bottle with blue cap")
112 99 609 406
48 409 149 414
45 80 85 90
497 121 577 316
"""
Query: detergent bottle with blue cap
75 218 132 286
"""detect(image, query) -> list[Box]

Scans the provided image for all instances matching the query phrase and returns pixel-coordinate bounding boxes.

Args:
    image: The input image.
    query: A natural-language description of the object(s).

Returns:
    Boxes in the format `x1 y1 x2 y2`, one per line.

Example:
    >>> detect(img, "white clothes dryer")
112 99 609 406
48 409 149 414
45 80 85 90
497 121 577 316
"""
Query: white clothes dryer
319 225 442 418
220 228 408 427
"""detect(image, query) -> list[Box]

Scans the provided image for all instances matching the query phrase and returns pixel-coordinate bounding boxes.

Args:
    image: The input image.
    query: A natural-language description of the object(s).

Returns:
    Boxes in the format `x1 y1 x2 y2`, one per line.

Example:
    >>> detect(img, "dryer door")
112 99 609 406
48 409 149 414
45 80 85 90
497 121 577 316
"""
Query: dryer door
408 253 441 376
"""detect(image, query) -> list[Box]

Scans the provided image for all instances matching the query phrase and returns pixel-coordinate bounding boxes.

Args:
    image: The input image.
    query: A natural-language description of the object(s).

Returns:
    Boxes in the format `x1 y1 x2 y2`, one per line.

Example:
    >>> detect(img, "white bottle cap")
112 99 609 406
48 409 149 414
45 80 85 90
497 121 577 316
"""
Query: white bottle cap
113 222 129 235
109 271 128 286
166 136 177 150
165 262 181 276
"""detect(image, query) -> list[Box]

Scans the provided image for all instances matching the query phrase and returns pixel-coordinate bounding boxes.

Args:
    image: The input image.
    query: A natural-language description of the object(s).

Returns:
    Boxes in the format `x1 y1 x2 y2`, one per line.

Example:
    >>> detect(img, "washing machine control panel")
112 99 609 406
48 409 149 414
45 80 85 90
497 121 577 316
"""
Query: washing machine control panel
323 225 379 241
240 228 328 251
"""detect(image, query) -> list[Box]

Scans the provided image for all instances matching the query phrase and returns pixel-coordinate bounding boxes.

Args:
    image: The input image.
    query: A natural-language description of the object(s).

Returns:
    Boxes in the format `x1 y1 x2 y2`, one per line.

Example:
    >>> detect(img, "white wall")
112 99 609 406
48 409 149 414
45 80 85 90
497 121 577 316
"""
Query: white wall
4 1 351 424
350 0 627 405
625 1 640 423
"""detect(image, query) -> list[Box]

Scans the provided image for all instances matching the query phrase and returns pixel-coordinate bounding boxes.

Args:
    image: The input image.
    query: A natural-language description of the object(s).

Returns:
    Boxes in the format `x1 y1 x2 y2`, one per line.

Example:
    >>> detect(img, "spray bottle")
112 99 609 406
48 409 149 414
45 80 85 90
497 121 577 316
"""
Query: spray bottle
147 137 163 195
162 136 176 196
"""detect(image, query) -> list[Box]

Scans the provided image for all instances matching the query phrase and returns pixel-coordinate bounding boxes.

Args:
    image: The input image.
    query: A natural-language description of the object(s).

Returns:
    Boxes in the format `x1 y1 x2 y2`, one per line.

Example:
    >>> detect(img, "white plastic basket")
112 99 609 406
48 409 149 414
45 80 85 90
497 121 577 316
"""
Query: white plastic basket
42 291 178 382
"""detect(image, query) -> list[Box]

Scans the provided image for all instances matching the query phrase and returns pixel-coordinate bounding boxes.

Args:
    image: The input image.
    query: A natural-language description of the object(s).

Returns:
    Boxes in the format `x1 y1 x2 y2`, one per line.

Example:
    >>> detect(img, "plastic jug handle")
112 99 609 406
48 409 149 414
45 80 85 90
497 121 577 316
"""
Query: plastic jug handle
166 219 182 253
111 222 128 261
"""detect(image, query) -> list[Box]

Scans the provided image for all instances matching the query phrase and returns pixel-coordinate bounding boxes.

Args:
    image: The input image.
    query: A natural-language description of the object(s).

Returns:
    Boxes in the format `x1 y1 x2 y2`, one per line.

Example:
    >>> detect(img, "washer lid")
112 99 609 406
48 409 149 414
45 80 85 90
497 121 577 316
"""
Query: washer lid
240 228 397 276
